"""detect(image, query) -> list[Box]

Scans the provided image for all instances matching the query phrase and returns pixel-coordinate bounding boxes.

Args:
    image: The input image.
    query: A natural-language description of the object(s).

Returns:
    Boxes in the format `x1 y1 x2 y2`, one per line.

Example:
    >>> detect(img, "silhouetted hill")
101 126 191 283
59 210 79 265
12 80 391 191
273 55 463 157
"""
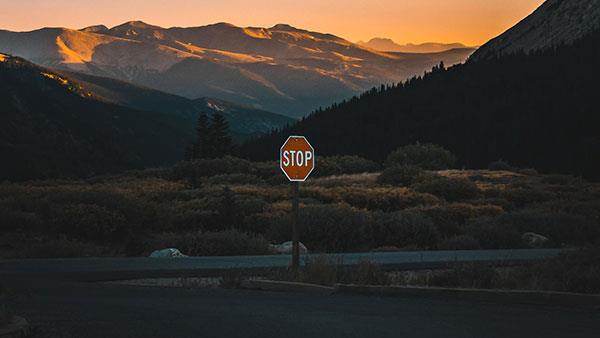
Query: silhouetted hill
63 71 294 141
241 29 600 178
0 54 191 180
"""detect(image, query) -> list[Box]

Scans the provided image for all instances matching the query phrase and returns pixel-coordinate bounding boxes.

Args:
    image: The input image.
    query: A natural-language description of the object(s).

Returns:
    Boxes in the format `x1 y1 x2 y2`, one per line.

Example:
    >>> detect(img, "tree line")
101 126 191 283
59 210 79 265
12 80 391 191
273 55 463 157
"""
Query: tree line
240 29 600 179
185 112 234 160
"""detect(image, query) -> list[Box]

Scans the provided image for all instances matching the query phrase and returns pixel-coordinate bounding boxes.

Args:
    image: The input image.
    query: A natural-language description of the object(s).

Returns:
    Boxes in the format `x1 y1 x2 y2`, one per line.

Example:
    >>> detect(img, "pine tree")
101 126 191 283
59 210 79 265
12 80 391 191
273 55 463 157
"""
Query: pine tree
192 112 211 159
210 112 233 158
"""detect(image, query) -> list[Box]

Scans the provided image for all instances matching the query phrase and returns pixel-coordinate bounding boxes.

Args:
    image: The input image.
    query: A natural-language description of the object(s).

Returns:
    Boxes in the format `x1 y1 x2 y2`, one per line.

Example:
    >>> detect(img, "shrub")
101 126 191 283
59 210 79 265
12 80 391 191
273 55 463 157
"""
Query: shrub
340 188 439 212
465 218 524 249
412 177 479 202
250 161 279 179
314 156 380 177
270 256 390 286
415 203 504 236
429 263 498 289
488 160 513 171
377 165 422 186
302 186 439 212
146 230 271 256
49 203 126 240
384 144 456 170
168 156 251 181
371 211 440 249
502 188 554 208
204 174 264 185
0 207 42 232
19 235 108 258
267 204 373 252
540 174 576 185
437 235 481 250
492 210 598 246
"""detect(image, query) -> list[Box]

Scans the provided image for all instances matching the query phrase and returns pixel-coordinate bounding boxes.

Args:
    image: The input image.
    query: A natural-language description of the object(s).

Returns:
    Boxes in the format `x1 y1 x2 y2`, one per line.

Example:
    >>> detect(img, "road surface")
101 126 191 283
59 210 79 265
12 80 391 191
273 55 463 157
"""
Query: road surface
1 249 563 280
3 249 598 338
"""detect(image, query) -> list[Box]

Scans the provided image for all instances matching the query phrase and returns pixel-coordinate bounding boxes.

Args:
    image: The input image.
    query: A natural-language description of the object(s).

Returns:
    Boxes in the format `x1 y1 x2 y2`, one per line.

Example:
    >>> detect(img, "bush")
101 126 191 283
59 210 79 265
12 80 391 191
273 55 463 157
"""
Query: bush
203 174 264 185
488 160 513 171
146 230 271 256
465 218 524 249
168 156 251 181
540 174 576 185
50 203 126 240
492 210 598 246
377 165 422 186
412 177 479 202
302 186 439 212
415 203 504 236
437 235 481 250
429 263 498 289
384 144 456 170
371 211 440 249
502 188 554 208
314 155 380 177
268 256 390 286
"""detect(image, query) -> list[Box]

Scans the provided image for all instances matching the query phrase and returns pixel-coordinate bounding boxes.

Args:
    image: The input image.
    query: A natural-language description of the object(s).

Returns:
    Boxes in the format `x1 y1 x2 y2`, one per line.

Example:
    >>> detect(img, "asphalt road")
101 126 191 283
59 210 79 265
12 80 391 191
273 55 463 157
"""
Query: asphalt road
3 249 598 338
0 249 563 280
4 278 600 338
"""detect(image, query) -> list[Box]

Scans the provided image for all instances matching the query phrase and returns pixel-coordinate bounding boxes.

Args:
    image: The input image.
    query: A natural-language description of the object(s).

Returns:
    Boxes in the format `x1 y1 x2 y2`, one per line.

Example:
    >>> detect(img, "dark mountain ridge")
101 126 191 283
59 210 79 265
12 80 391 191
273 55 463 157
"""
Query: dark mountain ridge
241 28 600 178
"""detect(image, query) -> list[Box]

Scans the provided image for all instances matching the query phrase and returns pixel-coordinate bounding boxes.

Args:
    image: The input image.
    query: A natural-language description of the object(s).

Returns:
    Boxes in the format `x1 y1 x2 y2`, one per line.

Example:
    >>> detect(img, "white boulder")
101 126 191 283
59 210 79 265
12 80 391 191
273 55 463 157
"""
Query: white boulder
149 248 188 258
522 232 549 248
269 241 308 254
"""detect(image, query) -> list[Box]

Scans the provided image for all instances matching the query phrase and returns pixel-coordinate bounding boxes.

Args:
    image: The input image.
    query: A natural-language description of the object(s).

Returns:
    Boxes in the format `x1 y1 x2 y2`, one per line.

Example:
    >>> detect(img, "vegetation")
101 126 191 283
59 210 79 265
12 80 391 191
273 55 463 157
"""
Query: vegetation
268 256 390 287
264 249 600 294
187 112 234 160
241 29 600 179
1 145 599 258
384 144 456 170
392 248 600 294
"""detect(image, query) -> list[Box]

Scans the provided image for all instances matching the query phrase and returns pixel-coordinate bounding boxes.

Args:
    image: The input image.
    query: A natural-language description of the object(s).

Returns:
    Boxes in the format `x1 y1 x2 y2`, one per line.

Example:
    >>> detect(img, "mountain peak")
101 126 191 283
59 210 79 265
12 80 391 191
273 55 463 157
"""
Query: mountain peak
471 0 600 60
270 24 299 31
80 25 109 34
111 20 160 30
358 38 468 53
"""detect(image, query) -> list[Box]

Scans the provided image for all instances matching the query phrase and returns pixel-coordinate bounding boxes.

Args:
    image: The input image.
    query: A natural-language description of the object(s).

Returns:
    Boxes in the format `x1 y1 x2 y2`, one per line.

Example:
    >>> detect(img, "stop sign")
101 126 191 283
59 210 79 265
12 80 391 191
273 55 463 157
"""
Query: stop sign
280 136 315 182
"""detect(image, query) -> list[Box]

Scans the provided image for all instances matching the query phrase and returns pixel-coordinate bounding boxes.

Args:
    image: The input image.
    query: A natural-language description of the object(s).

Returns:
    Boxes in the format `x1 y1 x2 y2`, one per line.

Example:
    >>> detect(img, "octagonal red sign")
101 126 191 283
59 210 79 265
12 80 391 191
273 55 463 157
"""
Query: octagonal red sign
280 136 315 182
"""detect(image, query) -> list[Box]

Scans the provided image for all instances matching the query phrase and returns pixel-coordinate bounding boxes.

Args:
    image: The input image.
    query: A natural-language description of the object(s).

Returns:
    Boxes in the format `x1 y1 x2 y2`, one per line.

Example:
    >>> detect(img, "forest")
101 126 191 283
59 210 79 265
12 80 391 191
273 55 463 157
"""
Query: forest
241 29 600 179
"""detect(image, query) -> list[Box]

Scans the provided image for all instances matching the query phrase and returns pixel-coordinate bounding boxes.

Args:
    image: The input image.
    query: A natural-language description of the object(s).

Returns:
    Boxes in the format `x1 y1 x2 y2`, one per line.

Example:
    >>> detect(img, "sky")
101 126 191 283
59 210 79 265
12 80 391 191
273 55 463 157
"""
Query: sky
1 0 545 46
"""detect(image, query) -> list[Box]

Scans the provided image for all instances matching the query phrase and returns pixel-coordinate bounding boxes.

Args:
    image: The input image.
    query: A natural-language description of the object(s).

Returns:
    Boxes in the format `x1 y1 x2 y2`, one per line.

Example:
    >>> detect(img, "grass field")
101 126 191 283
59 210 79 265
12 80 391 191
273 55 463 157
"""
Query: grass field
1 155 599 258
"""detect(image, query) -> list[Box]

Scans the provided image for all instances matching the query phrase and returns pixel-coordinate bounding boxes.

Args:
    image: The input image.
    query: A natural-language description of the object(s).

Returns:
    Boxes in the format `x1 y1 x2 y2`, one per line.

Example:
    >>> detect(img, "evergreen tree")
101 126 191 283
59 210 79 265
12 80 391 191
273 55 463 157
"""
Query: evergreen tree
192 112 211 159
210 112 233 158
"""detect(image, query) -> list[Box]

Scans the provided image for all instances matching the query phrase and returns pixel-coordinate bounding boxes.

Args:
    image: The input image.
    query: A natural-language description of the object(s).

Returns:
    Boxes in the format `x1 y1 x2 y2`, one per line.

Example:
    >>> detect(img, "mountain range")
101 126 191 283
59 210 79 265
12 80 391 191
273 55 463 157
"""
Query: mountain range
357 38 470 53
243 0 600 179
0 21 475 117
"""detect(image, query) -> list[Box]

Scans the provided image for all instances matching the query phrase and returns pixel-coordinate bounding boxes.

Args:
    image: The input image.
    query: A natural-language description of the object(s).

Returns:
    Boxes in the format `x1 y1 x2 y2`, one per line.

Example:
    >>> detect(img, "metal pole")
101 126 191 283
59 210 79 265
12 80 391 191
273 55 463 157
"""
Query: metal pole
291 181 300 270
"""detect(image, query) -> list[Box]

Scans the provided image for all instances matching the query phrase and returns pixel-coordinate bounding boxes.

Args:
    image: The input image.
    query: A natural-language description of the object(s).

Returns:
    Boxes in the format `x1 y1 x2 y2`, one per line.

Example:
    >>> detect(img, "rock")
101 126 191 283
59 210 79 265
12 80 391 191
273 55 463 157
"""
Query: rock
269 241 308 254
149 248 188 258
0 316 30 338
522 232 549 248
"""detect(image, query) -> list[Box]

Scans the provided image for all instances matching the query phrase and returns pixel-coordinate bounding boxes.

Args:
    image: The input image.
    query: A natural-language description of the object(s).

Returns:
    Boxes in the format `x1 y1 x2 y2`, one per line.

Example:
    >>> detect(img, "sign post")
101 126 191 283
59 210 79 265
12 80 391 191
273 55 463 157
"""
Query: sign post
280 136 315 270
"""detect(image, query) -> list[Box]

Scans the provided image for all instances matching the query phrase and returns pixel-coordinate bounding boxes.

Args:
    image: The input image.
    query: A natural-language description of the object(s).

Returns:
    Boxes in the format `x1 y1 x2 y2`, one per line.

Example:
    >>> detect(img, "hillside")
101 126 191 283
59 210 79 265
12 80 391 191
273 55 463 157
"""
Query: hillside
471 0 600 60
0 54 192 180
241 29 600 179
62 71 294 141
357 38 469 53
0 22 475 117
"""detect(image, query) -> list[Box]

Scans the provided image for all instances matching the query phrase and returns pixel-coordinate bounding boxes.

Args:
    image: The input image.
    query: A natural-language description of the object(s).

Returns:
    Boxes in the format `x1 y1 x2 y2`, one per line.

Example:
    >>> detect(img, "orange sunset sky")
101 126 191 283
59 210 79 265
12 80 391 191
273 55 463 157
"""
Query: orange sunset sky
0 0 545 46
